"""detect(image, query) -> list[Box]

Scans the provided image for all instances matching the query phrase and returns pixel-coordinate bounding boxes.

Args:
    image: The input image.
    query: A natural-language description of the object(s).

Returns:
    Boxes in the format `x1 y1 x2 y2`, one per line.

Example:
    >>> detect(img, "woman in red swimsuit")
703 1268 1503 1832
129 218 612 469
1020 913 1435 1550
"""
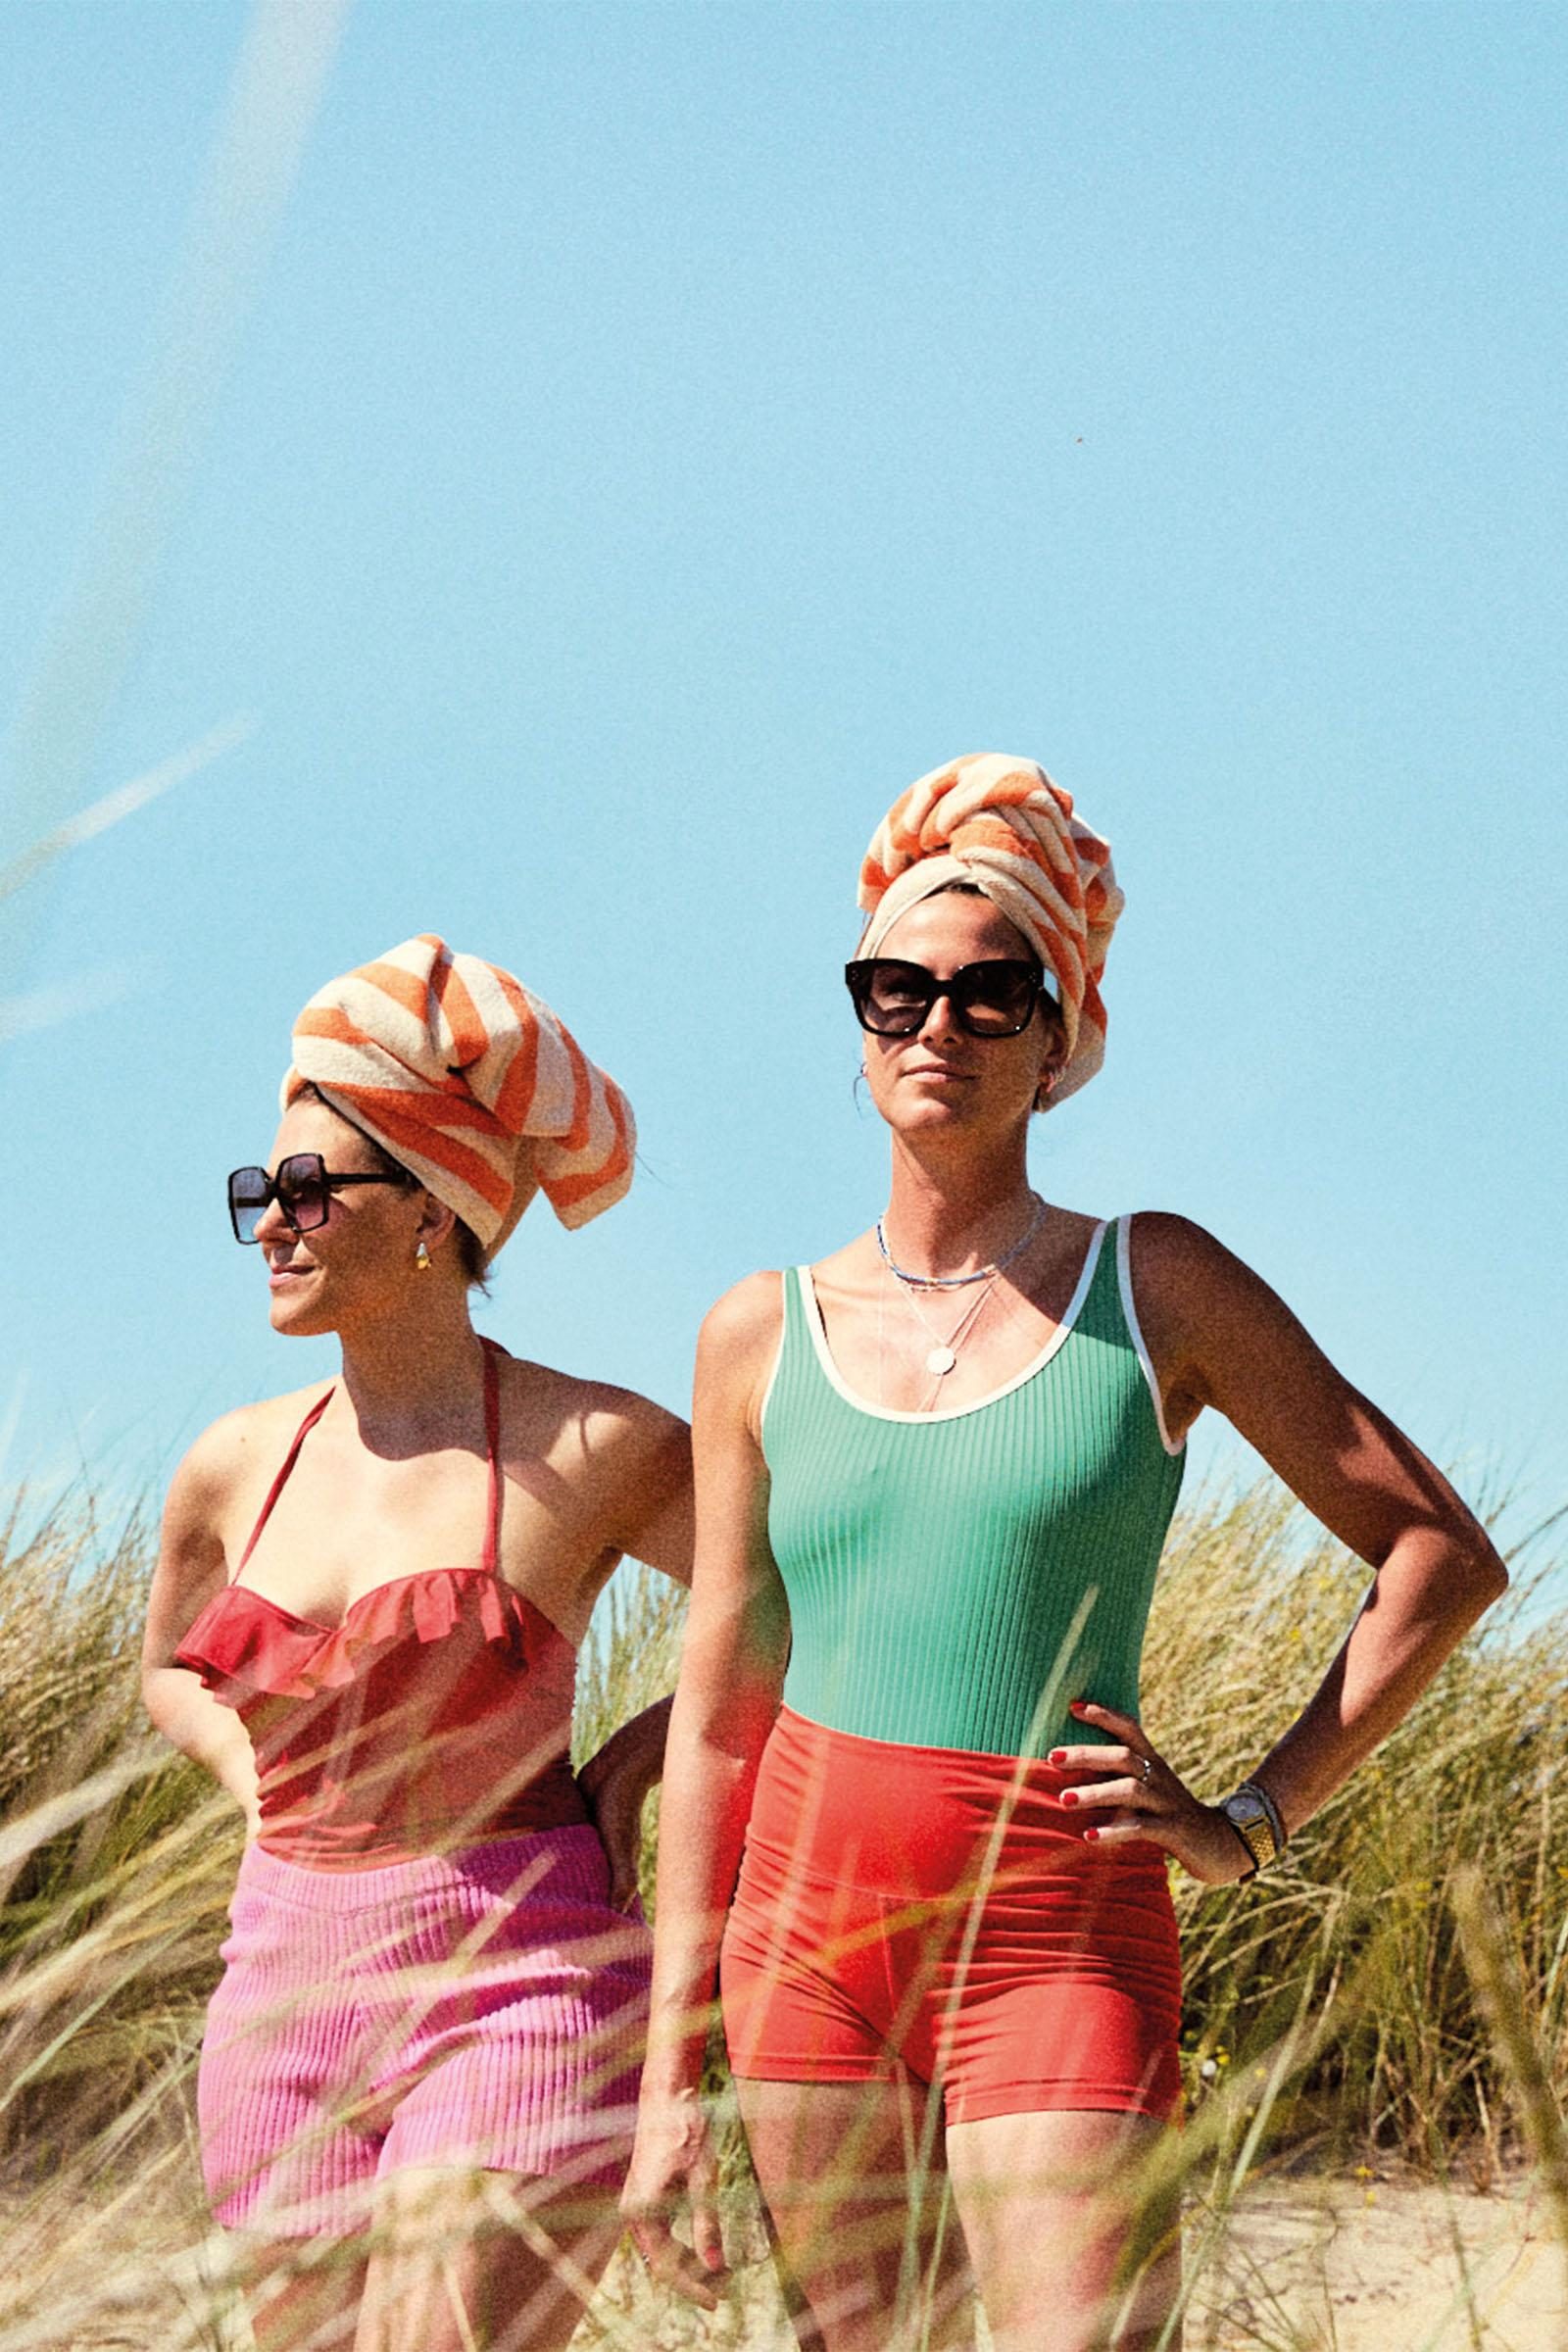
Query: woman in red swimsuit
623 758 1507 2350
143 936 692 2352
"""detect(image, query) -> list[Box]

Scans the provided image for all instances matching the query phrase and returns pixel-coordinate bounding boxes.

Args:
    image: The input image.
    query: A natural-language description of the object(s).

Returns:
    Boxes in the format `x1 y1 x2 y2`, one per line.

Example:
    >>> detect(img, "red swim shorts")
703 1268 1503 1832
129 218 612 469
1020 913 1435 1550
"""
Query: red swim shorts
720 1707 1182 2126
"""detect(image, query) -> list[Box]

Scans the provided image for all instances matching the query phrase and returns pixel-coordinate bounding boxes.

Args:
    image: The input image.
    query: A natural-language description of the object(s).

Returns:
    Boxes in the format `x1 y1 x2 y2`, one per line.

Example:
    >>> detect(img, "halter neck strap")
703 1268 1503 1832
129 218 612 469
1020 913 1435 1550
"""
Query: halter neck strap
233 1389 334 1577
231 1341 506 1583
479 1337 504 1577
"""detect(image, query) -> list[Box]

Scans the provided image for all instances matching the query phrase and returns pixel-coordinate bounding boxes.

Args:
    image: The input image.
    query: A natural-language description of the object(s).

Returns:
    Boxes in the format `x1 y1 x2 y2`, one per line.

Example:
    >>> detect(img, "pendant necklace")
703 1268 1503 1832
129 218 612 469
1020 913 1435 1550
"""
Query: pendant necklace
892 1265 1003 1380
877 1195 1047 1381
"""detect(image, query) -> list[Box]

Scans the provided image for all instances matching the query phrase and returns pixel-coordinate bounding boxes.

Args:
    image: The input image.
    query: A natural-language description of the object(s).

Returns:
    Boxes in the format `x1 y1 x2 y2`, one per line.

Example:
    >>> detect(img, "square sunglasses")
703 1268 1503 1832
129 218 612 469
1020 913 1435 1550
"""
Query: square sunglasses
227 1152 416 1245
844 956 1054 1039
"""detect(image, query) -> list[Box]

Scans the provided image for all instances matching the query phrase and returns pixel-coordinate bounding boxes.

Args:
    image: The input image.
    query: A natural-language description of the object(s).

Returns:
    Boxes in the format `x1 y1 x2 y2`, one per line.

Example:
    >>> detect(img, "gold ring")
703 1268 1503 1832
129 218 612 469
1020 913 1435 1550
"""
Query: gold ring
1139 1754 1153 1786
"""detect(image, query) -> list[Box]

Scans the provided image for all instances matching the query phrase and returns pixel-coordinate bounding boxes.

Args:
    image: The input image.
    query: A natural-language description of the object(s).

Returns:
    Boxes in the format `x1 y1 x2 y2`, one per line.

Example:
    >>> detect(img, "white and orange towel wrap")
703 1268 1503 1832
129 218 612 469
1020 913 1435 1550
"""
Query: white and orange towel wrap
858 754 1123 1104
283 935 634 1251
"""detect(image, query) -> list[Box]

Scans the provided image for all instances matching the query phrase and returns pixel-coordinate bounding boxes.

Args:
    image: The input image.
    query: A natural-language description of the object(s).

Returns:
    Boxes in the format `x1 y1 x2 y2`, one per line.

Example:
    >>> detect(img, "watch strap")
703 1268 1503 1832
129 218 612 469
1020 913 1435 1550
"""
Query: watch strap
1220 1782 1285 1878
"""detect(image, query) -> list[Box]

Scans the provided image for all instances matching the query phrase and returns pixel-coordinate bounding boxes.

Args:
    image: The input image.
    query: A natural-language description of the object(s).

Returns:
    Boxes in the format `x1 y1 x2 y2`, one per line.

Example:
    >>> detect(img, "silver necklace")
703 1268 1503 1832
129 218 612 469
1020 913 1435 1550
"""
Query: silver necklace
890 1262 1003 1379
875 1193 1046 1291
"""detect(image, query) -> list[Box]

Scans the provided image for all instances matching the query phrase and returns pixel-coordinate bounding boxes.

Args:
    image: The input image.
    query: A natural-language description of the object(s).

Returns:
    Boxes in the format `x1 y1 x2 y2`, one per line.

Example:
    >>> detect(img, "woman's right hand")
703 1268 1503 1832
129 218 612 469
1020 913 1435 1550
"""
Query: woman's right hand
621 2083 729 2308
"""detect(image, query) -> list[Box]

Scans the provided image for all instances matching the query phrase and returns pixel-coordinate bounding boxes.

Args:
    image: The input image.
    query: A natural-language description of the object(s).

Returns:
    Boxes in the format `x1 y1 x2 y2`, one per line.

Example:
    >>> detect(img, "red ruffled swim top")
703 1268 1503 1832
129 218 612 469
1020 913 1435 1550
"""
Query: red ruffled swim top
175 1339 588 1870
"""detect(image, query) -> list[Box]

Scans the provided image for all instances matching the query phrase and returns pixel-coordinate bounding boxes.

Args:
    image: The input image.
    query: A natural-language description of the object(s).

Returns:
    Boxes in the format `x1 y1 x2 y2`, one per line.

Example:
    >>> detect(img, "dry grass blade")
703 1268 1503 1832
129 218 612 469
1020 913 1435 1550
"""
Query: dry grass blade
1449 1863 1568 2248
0 1479 1561 2346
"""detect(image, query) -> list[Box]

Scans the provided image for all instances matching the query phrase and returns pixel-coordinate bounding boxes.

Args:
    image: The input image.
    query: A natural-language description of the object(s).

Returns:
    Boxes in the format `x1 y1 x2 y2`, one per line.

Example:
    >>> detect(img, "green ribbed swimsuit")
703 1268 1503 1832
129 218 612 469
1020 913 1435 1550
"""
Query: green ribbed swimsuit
761 1215 1185 1759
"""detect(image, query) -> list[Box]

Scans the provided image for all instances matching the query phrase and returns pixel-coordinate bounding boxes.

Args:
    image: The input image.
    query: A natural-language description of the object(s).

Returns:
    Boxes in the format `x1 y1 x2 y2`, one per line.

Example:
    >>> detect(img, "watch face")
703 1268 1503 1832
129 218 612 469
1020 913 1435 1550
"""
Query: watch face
1223 1791 1278 1866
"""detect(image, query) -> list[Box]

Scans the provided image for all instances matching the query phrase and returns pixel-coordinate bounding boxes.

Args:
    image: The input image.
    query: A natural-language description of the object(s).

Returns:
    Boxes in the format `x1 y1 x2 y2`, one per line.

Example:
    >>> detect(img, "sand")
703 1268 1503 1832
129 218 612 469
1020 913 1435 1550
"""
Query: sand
1186 2174 1568 2352
583 2173 1568 2350
3 2169 1564 2347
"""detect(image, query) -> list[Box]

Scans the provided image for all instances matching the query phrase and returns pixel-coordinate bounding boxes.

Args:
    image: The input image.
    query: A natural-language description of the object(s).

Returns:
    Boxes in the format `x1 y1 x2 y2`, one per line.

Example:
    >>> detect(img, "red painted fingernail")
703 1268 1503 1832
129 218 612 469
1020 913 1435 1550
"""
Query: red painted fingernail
1048 1748 1067 1766
1059 1788 1078 1807
1083 1826 1100 1842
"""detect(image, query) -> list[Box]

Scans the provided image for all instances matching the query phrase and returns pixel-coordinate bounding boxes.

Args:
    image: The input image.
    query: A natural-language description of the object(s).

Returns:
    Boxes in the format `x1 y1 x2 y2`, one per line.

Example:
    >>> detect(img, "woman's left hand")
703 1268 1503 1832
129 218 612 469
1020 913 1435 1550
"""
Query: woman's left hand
578 1694 674 1910
1051 1700 1256 1886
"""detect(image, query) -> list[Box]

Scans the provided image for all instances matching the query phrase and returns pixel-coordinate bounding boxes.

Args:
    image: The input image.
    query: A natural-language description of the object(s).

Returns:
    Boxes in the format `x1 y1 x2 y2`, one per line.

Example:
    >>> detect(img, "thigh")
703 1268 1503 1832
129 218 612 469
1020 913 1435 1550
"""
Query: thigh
736 2075 976 2352
355 2167 622 2352
944 2109 1180 2352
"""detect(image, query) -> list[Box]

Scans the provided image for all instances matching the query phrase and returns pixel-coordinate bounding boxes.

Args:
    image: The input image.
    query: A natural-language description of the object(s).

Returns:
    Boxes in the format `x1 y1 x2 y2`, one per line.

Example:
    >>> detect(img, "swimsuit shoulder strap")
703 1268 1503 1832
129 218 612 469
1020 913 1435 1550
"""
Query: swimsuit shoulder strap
785 1264 825 1390
788 1264 812 1338
233 1348 504 1586
479 1337 504 1575
232 1388 335 1581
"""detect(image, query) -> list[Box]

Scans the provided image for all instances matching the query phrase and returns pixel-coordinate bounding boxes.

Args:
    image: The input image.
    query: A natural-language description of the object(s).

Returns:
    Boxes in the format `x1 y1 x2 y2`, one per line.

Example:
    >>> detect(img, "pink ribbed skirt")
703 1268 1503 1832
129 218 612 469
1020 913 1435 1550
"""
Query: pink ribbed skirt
198 1825 651 2236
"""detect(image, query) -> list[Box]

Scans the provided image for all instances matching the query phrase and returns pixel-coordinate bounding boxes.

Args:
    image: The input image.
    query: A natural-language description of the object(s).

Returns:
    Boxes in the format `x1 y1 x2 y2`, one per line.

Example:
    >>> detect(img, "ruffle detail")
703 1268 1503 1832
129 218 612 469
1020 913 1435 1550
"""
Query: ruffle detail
174 1566 567 1705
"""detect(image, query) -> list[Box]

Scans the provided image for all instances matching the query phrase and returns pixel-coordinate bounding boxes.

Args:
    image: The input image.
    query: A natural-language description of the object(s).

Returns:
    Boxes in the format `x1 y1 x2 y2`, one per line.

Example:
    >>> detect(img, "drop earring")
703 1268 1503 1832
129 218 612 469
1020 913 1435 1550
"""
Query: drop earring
415 1240 432 1273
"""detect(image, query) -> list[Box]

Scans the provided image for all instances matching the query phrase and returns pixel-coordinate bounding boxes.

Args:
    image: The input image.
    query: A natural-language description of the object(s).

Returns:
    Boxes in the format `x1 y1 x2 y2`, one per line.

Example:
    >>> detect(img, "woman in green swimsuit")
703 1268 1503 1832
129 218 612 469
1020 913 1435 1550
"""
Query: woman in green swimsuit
624 756 1506 2350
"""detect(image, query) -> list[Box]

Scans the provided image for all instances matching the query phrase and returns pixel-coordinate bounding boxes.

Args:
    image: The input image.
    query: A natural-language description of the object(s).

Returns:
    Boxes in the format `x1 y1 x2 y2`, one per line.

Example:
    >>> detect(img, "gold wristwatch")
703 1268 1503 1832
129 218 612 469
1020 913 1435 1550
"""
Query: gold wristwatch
1218 1780 1286 1879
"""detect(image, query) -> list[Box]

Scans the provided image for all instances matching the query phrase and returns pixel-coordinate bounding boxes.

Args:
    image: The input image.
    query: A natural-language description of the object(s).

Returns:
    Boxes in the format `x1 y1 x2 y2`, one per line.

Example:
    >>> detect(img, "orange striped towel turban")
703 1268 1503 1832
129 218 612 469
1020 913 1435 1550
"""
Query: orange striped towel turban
858 754 1123 1104
282 935 635 1251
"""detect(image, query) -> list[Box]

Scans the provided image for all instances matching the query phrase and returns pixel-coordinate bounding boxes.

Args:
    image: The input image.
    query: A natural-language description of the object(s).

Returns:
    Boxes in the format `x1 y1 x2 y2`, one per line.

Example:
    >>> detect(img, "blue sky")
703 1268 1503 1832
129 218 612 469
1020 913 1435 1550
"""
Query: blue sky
3 4 1564 1563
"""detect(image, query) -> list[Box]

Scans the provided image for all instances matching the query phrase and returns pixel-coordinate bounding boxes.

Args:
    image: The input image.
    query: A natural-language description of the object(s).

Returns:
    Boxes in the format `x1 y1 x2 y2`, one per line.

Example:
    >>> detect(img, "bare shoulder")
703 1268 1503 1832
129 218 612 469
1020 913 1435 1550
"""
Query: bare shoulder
492 1348 686 1469
1126 1209 1236 1288
164 1382 332 1524
698 1269 787 1382
1127 1211 1281 1319
1124 1210 1324 1427
703 1268 786 1348
152 1383 332 1635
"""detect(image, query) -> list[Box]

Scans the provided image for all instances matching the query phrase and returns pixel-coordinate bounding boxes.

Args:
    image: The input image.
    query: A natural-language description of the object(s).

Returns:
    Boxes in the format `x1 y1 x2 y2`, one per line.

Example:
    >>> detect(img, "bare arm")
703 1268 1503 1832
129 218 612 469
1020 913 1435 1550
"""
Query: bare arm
641 1278 790 2082
1064 1215 1508 1880
622 1272 792 2295
604 1398 695 1590
570 1398 694 1898
141 1424 262 1835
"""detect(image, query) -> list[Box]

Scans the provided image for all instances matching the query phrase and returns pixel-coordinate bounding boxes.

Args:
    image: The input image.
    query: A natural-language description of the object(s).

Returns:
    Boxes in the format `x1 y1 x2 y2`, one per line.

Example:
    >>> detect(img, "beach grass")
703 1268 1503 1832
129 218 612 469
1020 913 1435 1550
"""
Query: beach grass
0 1472 1562 2347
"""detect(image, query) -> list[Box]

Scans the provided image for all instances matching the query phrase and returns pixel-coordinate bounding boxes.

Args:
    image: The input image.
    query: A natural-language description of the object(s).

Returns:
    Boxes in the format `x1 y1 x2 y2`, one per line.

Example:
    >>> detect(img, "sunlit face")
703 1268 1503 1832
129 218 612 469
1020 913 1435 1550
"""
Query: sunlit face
249 1097 429 1338
858 890 1066 1143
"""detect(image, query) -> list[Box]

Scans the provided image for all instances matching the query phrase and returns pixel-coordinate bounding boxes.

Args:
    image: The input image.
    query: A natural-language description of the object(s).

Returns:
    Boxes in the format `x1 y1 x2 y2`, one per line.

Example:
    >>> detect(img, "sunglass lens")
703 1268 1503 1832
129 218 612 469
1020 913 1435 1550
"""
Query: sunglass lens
855 962 932 1035
954 964 1039 1035
228 1167 270 1244
275 1154 329 1233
